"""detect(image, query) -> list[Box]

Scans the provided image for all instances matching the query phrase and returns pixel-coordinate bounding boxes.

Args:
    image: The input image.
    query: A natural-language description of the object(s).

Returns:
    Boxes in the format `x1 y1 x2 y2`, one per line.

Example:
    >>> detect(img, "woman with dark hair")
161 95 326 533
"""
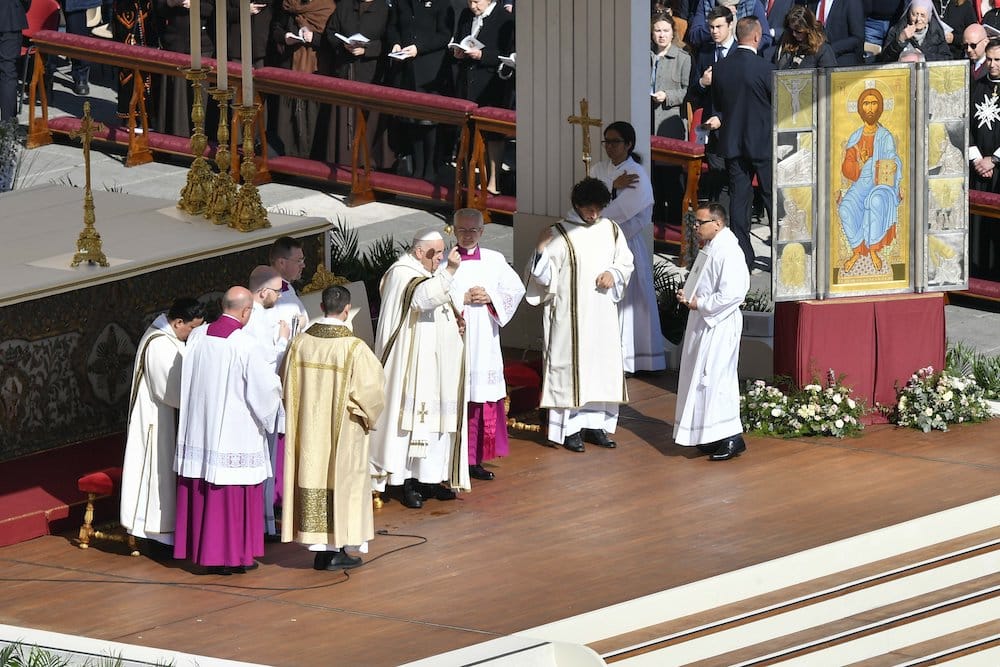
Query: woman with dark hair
771 5 837 69
590 121 667 374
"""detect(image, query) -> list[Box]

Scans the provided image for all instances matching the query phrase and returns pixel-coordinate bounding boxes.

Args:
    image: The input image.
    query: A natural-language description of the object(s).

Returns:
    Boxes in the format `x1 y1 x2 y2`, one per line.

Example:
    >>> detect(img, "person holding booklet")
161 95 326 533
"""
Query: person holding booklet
673 202 750 461
450 0 515 194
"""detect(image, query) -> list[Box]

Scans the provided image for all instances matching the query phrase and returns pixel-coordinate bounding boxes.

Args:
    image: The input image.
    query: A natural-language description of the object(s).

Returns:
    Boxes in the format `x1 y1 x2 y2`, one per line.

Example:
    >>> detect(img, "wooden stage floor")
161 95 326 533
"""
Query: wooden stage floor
1 373 999 666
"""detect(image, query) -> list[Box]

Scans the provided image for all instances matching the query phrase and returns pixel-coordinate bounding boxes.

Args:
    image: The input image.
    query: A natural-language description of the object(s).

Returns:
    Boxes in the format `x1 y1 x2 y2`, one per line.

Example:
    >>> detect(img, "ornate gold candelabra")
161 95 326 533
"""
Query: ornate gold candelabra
205 87 237 225
177 68 214 215
70 101 109 267
230 103 270 231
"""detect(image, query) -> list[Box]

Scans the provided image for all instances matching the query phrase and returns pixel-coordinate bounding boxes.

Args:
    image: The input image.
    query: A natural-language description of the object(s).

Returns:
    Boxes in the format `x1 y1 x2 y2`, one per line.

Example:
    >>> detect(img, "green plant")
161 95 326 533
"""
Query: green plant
652 261 689 345
741 369 866 438
892 366 992 432
972 354 1000 400
0 120 30 193
741 289 773 312
945 340 977 377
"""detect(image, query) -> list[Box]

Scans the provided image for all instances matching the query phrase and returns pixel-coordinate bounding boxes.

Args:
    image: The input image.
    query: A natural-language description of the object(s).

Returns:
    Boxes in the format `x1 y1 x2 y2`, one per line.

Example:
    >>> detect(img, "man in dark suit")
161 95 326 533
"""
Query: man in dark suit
688 4 736 204
705 15 774 270
766 0 796 44
810 0 865 65
1 0 29 120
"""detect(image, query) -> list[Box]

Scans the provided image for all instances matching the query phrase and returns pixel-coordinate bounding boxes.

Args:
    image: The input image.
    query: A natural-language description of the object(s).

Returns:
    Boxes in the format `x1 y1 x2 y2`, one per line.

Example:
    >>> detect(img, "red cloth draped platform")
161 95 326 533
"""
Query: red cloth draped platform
774 293 946 424
0 436 125 547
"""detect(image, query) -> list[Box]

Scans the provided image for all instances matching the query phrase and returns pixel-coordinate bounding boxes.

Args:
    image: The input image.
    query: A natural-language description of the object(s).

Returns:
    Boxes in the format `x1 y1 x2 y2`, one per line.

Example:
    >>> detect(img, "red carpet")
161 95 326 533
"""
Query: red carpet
0 435 125 547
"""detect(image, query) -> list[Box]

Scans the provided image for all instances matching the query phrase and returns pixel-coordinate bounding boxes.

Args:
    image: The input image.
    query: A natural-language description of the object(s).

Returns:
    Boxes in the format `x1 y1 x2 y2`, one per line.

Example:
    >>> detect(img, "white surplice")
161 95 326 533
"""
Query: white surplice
592 157 667 373
526 211 634 443
673 226 750 446
370 254 470 491
120 314 186 545
174 317 283 485
448 247 525 403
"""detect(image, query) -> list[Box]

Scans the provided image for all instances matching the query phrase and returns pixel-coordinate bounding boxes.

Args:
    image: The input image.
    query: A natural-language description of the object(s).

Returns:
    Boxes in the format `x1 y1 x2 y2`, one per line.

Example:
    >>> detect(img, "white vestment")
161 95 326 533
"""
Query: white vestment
673 226 750 446
448 247 525 403
120 314 186 545
175 316 283 485
370 254 470 491
526 211 634 443
592 157 667 373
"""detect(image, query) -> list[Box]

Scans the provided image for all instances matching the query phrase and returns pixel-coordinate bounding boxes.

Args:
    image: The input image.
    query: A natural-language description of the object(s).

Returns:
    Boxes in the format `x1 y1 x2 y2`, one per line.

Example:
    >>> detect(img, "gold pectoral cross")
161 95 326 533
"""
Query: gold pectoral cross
417 402 428 424
567 98 602 177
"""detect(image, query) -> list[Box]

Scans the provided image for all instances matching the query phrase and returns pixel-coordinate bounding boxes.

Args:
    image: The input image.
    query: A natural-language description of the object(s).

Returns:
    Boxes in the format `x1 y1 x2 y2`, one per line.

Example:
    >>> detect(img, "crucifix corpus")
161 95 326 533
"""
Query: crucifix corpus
567 98 602 177
70 101 109 268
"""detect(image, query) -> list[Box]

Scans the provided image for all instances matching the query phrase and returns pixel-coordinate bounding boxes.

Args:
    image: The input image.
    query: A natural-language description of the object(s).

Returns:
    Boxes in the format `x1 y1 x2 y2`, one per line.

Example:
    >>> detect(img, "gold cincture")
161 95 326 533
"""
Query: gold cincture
70 101 109 268
177 68 214 215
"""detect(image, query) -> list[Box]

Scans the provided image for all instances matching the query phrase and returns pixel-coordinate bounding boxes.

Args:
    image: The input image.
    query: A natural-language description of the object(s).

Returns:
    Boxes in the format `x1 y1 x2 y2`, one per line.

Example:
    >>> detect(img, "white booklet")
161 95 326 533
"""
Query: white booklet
388 50 411 60
334 32 369 45
498 53 516 69
683 250 709 299
448 35 485 52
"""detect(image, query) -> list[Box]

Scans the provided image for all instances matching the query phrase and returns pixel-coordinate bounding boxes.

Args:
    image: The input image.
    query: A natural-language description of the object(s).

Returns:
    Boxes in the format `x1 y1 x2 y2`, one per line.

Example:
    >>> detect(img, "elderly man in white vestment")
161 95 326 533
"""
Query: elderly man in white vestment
448 208 525 481
120 298 205 554
282 286 386 572
674 203 750 461
173 287 283 573
246 265 292 540
526 177 635 452
371 229 470 509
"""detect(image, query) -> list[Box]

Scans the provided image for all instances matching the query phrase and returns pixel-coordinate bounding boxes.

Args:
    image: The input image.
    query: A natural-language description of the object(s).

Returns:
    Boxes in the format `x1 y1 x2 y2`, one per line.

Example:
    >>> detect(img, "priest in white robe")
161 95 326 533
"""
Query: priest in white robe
591 121 667 374
245 265 292 539
120 298 205 551
674 203 750 461
282 286 386 572
174 287 283 573
371 229 470 509
526 177 635 452
448 209 525 481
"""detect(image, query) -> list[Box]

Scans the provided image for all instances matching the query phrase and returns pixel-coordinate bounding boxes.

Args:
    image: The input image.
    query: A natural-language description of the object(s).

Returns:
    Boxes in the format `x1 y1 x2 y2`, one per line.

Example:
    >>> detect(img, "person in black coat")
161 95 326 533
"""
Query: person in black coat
227 0 274 68
809 0 865 65
706 15 775 270
324 0 388 83
385 0 454 180
880 0 953 61
770 5 838 68
1 0 29 121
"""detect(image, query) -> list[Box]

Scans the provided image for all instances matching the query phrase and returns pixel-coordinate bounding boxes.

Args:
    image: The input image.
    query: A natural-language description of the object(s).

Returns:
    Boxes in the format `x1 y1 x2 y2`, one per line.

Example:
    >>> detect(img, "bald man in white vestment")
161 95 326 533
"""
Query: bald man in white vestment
370 229 470 509
526 177 635 453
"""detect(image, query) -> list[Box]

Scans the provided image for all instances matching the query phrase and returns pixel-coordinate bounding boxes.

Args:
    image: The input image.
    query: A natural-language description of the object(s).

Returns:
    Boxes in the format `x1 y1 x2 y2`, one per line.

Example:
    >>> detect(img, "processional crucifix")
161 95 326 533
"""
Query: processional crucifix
567 98 602 177
69 101 109 268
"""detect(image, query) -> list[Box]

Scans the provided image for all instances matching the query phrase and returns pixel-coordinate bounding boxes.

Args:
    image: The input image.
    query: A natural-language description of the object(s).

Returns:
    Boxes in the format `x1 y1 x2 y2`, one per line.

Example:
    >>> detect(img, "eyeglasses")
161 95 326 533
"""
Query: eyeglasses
601 139 625 145
455 227 482 233
694 217 719 226
963 38 987 50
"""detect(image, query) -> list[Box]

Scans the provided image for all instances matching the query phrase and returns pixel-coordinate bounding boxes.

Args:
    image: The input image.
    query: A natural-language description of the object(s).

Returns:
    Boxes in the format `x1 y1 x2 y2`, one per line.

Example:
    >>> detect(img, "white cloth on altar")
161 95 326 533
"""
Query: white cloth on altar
448 247 525 403
370 253 470 491
592 157 666 373
673 226 749 446
525 211 633 443
175 317 283 485
120 314 186 545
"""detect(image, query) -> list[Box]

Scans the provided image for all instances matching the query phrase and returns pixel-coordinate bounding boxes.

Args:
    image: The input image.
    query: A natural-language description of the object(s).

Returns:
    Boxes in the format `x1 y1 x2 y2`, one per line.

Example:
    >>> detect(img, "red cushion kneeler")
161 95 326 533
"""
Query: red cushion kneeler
78 467 123 496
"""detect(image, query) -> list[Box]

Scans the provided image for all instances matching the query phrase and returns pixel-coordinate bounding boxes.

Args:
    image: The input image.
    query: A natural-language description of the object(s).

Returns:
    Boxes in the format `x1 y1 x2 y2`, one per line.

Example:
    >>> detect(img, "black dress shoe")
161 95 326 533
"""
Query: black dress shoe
469 464 495 480
562 432 585 452
696 442 720 455
313 552 334 570
401 480 423 509
325 551 363 571
232 562 258 574
264 532 281 543
582 428 617 448
73 81 90 96
205 565 232 575
419 482 457 500
709 435 747 461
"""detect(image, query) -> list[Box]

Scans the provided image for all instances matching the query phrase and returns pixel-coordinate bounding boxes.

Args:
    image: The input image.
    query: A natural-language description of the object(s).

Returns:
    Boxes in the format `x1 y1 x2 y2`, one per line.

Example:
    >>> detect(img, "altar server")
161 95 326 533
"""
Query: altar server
526 177 634 452
448 209 524 481
673 203 750 461
120 298 205 552
174 287 282 574
591 121 667 374
282 286 385 571
370 229 469 509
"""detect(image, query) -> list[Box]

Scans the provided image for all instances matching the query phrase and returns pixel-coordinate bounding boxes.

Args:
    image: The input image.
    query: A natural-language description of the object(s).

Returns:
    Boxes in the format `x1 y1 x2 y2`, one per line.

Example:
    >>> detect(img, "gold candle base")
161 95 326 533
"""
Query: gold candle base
230 104 270 232
205 87 237 225
372 491 384 510
178 68 214 216
71 190 109 267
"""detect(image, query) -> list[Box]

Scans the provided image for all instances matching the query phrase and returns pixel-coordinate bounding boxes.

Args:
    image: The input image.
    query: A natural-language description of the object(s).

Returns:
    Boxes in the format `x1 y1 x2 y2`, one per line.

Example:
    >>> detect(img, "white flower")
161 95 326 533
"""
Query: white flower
832 393 843 404
835 419 844 429
771 407 783 417
847 398 856 409
924 407 934 416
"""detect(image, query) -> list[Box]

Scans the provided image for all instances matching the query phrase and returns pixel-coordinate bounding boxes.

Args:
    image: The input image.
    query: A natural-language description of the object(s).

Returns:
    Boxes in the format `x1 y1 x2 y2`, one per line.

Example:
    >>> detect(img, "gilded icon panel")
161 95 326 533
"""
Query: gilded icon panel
775 71 814 131
925 232 966 286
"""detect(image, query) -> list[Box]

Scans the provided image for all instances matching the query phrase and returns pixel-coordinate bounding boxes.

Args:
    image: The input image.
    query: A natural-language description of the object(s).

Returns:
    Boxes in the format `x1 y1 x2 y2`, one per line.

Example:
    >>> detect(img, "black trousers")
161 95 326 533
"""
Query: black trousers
62 5 90 83
726 155 773 271
0 30 18 121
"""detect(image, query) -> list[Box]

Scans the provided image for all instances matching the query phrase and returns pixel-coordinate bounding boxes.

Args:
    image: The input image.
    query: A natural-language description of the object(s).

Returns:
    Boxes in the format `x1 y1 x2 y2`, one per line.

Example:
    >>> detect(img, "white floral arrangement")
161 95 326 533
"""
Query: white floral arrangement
740 369 865 438
892 366 992 432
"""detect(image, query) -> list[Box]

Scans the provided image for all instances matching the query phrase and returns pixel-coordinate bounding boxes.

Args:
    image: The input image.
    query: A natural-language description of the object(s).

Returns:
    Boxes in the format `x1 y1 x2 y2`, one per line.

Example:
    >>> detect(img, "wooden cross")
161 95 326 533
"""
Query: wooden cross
417 402 428 424
567 98 602 177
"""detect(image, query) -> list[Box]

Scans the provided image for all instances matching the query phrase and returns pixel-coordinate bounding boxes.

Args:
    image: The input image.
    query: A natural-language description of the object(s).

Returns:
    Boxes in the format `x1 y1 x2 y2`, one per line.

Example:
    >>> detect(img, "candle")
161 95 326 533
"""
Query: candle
240 0 252 106
189 0 201 69
215 0 227 89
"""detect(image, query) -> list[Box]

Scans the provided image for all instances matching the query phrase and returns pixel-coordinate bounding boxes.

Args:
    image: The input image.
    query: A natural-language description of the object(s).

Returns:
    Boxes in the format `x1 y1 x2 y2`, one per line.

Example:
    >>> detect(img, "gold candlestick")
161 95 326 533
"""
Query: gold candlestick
70 102 109 267
230 104 270 232
205 87 237 225
178 68 214 215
